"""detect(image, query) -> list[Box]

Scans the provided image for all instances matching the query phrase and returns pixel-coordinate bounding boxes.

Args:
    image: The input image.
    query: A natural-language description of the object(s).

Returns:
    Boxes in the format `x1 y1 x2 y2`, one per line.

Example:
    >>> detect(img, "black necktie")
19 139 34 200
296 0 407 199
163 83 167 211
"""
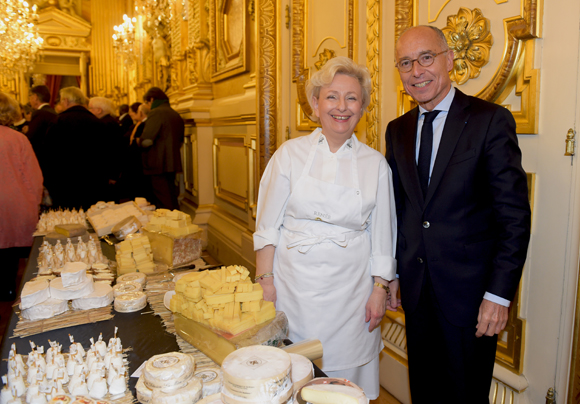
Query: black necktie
418 110 441 197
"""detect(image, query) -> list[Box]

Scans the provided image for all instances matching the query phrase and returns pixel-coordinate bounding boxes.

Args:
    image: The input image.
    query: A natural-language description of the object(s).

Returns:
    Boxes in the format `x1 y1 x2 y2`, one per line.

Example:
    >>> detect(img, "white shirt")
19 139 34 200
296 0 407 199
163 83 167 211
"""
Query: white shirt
415 86 510 308
254 129 397 281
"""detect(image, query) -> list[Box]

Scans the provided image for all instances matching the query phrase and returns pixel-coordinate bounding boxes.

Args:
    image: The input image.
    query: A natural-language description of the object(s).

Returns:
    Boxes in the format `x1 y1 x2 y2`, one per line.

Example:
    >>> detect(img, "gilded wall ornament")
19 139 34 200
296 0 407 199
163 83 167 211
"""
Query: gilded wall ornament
442 8 493 85
314 49 336 70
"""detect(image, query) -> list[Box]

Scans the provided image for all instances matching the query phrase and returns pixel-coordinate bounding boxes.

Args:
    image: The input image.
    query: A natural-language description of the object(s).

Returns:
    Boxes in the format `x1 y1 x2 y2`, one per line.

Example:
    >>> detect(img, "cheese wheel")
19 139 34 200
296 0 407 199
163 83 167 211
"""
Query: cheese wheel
300 384 368 404
50 275 95 300
112 281 143 297
194 366 222 397
221 346 292 403
71 283 114 310
290 353 314 391
61 262 89 288
197 394 224 404
114 292 147 313
117 272 147 286
20 279 51 309
91 263 109 271
143 352 194 391
151 375 202 404
136 376 153 403
21 298 68 321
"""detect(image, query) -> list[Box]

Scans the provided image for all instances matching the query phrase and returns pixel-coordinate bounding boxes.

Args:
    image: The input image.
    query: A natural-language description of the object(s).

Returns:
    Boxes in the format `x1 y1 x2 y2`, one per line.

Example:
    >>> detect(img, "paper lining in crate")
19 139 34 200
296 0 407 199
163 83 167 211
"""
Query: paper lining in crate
142 209 202 269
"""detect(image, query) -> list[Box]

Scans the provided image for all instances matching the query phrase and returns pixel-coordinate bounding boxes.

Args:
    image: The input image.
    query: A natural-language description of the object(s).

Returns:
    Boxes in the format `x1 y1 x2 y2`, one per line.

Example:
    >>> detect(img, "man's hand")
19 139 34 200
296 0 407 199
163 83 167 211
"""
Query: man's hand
386 279 401 312
476 299 508 337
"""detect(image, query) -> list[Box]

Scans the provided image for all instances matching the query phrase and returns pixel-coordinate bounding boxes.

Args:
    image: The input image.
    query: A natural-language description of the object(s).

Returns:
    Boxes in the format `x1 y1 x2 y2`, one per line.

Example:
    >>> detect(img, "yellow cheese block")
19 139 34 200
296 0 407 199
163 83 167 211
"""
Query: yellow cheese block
234 289 263 303
205 293 235 306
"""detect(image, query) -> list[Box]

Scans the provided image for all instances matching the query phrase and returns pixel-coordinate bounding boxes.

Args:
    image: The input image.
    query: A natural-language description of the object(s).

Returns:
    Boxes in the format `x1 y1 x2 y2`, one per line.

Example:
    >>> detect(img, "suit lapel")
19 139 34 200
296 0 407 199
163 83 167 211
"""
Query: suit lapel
395 107 425 214
424 89 471 207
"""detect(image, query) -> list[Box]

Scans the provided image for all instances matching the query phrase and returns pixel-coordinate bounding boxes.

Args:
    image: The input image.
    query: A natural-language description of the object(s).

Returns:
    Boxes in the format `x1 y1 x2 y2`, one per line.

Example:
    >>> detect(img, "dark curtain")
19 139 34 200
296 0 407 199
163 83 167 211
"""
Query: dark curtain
44 75 82 107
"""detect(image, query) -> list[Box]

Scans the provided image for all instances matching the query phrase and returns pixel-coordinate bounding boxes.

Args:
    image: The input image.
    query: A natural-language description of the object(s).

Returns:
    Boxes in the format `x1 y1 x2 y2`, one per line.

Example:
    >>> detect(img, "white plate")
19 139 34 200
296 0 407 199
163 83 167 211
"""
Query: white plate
164 290 176 311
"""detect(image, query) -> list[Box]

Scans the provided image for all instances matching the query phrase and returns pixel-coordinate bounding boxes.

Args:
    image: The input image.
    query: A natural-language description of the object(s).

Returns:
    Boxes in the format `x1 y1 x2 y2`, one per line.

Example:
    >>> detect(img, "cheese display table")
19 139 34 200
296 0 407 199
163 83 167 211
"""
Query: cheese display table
0 236 327 402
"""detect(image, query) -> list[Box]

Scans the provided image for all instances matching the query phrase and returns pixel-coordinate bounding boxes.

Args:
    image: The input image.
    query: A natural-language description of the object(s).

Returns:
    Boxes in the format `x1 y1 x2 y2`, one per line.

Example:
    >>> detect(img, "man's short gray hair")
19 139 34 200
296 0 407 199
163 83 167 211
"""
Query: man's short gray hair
60 87 87 106
89 97 115 116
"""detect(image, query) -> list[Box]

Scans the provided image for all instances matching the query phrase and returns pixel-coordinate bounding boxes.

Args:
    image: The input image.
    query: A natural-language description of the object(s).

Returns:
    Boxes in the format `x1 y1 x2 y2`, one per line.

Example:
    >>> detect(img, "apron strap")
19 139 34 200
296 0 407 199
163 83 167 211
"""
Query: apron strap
286 230 364 254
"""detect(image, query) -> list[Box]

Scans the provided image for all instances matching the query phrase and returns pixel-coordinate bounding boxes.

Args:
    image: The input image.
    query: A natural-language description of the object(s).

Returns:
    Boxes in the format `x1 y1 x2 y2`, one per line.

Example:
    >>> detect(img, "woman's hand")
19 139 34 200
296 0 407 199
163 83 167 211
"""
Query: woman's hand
365 286 388 332
258 277 277 307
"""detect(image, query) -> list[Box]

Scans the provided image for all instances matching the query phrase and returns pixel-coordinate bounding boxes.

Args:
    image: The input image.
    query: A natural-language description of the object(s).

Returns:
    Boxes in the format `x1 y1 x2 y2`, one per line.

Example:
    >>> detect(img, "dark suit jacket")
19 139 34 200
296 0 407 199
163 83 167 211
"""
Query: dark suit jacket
27 105 56 162
42 105 107 209
140 102 184 176
119 113 133 134
101 114 124 179
385 89 531 327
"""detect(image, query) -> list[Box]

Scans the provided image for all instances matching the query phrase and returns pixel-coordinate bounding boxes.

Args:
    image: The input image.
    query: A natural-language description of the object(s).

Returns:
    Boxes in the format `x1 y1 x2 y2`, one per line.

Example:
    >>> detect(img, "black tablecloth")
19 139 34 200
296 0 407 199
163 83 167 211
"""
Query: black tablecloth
0 237 326 397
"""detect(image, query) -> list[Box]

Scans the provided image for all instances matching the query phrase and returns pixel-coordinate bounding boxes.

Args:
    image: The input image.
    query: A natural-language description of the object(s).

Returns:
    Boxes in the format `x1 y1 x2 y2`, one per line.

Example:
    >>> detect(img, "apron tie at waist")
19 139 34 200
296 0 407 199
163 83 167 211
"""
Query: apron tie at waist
286 231 364 254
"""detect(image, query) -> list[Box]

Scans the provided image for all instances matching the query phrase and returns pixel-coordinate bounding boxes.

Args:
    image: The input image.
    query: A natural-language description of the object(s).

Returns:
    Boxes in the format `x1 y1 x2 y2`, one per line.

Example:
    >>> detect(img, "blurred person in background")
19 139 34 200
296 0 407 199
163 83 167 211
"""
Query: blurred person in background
0 92 43 301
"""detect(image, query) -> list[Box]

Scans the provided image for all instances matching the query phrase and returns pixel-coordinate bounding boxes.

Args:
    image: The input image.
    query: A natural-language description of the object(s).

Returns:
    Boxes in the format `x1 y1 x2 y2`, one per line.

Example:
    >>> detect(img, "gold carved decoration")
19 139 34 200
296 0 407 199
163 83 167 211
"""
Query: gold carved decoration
257 0 277 175
442 8 493 85
314 48 336 70
395 0 541 134
568 256 580 403
209 0 249 82
292 0 355 129
365 0 380 150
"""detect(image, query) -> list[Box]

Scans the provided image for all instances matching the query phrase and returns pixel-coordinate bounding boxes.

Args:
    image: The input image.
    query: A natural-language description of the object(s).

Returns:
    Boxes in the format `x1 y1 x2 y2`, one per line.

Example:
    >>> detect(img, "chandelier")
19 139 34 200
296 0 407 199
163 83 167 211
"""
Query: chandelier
112 14 137 67
0 0 44 77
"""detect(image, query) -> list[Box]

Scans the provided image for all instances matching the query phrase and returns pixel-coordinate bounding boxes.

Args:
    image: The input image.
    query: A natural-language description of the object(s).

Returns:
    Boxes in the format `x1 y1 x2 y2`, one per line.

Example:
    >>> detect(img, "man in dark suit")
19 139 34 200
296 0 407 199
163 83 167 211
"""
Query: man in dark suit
385 26 531 404
43 87 106 209
27 85 56 162
118 104 133 134
138 87 184 210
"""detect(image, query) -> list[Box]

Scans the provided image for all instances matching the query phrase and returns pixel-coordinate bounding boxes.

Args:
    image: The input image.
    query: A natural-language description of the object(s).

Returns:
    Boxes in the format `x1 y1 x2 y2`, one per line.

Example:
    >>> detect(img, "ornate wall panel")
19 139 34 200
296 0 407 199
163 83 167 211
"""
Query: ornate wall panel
365 0 381 150
395 0 541 134
209 0 250 82
257 0 277 175
292 0 356 130
213 135 253 210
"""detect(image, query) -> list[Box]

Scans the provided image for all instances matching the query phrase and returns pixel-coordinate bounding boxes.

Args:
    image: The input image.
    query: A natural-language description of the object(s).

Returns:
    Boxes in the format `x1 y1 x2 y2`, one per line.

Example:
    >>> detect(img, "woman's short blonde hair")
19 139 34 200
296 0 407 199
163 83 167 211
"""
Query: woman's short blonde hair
306 56 372 123
0 92 22 126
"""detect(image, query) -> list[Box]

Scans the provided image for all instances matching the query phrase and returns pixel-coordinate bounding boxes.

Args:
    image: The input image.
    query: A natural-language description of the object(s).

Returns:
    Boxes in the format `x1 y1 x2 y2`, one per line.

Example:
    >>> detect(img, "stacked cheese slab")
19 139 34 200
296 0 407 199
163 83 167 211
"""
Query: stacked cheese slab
170 266 276 336
143 209 202 268
115 233 155 274
136 352 222 404
20 262 113 321
87 201 149 237
298 378 369 404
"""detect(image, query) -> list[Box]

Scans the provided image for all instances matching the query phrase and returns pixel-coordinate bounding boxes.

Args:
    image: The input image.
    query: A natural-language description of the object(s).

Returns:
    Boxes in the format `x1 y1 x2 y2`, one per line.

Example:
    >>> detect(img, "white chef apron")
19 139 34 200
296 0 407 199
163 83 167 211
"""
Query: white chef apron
273 135 382 371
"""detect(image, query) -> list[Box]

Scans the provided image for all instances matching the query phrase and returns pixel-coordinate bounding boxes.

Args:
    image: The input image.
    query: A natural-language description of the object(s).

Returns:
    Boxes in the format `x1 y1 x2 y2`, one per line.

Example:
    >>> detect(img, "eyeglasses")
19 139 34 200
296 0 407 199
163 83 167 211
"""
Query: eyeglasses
395 50 449 73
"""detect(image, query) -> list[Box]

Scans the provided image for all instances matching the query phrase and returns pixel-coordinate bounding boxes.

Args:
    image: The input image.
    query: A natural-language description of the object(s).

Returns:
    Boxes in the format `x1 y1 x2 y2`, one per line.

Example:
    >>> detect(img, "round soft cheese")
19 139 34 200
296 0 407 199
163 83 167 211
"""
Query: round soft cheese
71 283 113 310
91 263 109 271
112 281 142 297
194 366 222 397
143 352 194 391
50 275 95 300
20 279 51 310
114 292 147 313
151 376 202 404
290 353 314 392
221 346 292 403
221 384 293 404
21 298 69 321
61 262 89 288
136 376 153 403
117 272 147 286
300 383 368 404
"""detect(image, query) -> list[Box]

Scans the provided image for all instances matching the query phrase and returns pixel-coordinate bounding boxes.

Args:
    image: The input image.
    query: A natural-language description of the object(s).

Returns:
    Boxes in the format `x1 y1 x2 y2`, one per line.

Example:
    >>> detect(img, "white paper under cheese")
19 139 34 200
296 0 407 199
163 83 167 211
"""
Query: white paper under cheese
143 352 194 391
194 366 222 397
151 375 202 404
50 275 95 300
221 346 292 402
71 283 113 310
21 298 69 320
197 393 224 404
116 272 146 286
289 353 314 391
221 383 293 404
137 376 153 403
114 292 147 313
60 262 88 288
112 281 142 297
20 279 51 309
300 384 368 404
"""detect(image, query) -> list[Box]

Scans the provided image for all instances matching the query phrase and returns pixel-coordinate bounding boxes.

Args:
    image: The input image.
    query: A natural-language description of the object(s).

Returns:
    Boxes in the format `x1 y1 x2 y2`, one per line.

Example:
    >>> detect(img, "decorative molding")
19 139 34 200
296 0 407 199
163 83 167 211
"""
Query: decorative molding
442 8 493 86
257 0 277 175
213 135 250 210
394 0 414 44
365 0 381 150
568 256 580 403
314 48 336 70
209 0 250 82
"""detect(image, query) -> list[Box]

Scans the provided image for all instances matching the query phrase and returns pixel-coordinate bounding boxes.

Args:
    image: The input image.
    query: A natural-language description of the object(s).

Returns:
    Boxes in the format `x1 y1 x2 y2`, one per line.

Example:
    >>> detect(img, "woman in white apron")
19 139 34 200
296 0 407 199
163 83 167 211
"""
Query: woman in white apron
253 57 399 399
